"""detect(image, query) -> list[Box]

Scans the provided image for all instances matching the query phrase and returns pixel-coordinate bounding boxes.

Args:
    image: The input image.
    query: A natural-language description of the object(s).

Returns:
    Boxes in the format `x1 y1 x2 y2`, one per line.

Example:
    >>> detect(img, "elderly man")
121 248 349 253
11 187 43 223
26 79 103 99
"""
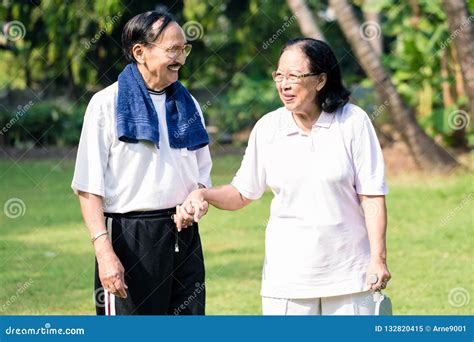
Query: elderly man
71 11 211 315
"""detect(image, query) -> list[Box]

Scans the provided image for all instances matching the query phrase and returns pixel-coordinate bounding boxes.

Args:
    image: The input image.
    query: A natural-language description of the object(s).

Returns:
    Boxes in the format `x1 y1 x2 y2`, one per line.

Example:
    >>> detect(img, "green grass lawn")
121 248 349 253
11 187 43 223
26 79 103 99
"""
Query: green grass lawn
0 154 473 315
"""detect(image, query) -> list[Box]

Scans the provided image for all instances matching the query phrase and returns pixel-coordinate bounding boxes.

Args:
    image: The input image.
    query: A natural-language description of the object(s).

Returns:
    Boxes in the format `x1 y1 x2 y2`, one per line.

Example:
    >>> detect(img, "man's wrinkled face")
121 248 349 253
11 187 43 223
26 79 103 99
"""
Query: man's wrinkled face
135 21 188 87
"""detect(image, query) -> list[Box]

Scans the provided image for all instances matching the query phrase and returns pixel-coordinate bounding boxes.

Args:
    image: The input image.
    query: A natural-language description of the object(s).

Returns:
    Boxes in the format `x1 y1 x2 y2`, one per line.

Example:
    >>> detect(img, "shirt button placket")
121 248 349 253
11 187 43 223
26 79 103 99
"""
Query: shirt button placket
310 129 317 152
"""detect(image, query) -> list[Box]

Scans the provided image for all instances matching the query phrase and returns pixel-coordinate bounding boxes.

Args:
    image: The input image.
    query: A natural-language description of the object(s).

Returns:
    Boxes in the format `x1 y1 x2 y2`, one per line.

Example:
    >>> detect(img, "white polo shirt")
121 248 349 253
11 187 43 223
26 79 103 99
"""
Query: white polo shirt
71 82 212 213
231 103 388 299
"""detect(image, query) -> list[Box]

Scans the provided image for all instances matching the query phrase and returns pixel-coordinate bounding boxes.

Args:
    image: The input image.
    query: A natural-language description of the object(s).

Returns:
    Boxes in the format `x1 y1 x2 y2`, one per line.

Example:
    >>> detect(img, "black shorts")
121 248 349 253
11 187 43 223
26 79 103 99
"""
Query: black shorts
94 208 205 315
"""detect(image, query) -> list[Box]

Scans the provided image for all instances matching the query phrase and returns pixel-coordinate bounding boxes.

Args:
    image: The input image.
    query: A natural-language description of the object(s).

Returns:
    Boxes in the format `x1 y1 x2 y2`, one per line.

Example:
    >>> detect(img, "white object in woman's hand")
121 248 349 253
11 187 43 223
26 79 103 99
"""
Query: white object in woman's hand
366 258 391 291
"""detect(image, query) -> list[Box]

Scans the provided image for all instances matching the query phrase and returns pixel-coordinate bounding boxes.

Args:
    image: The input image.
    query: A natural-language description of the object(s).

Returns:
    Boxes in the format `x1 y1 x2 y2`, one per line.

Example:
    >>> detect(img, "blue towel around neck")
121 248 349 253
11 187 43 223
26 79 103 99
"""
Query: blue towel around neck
116 63 209 151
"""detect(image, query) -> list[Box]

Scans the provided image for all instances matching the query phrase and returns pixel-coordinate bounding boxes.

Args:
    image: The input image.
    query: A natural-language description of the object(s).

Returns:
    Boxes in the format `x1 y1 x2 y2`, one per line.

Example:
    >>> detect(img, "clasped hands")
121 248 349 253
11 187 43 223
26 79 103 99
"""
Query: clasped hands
174 190 208 231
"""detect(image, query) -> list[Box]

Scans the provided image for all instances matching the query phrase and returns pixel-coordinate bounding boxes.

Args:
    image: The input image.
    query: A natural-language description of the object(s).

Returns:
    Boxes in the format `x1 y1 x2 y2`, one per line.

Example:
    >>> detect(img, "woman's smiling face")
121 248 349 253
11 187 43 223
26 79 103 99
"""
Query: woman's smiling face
275 46 326 114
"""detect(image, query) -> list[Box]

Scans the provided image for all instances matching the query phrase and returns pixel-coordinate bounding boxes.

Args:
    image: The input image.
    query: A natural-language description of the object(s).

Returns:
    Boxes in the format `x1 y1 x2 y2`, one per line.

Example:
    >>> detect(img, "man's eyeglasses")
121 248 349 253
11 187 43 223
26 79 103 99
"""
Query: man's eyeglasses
272 71 318 84
148 43 192 59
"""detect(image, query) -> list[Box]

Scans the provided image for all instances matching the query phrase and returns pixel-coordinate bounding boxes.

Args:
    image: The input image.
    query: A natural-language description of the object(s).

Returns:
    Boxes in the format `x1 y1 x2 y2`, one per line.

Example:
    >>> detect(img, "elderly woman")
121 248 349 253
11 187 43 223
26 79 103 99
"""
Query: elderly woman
176 38 390 315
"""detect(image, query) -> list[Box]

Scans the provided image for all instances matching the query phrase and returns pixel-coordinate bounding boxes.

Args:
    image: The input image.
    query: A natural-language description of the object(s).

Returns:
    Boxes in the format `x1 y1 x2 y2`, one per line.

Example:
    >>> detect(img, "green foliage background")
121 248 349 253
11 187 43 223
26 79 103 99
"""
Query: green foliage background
0 0 473 146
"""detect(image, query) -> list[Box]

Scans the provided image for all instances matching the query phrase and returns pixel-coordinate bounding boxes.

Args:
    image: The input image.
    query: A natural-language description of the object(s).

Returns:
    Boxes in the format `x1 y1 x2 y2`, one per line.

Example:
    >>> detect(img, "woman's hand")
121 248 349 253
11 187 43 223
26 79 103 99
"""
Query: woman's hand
366 257 391 291
173 185 252 231
174 189 208 231
359 195 390 291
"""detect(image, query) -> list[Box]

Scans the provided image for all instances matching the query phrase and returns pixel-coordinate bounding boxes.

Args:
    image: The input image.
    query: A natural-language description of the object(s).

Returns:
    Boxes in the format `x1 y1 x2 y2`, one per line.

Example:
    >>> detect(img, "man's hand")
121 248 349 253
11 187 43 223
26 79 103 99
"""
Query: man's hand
96 240 128 298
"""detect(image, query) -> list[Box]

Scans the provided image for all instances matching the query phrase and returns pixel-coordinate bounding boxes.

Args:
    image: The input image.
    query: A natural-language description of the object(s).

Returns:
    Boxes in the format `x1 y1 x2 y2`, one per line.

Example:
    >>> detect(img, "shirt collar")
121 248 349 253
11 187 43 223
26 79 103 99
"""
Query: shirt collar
281 108 335 135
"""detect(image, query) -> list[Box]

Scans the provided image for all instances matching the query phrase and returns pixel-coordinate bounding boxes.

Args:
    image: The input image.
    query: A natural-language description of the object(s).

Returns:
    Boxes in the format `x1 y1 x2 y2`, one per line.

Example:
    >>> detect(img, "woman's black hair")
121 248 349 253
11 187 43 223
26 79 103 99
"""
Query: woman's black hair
121 10 175 62
281 38 350 113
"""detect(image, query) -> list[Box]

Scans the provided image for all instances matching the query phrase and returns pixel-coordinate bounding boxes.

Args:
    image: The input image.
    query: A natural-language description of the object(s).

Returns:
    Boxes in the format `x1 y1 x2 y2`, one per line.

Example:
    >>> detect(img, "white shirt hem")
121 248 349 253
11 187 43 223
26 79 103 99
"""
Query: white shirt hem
260 272 371 299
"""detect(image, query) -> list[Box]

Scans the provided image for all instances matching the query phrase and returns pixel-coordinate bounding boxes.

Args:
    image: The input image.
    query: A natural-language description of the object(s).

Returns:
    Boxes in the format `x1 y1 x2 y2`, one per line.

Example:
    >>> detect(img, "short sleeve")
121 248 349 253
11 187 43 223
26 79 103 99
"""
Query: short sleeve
191 95 207 127
231 123 266 200
190 96 212 188
71 95 112 197
351 113 388 195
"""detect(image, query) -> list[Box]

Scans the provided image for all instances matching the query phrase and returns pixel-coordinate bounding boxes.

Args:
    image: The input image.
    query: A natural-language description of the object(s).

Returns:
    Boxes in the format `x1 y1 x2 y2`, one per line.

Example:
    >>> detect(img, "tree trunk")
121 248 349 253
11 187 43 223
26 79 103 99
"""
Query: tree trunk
67 62 78 99
362 0 382 57
329 0 459 172
286 0 326 41
449 41 469 148
451 46 466 100
441 49 455 108
443 0 474 116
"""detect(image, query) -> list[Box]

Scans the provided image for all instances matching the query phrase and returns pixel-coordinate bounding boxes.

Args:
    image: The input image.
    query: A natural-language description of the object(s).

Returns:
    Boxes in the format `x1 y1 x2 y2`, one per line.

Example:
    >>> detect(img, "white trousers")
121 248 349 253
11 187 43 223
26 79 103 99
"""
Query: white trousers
262 291 375 315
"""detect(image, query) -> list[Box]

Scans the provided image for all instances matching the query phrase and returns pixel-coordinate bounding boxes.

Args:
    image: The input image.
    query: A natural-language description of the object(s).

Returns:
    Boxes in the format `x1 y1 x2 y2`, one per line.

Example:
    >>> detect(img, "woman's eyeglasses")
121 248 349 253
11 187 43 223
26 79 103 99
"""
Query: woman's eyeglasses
148 43 192 59
272 71 318 84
